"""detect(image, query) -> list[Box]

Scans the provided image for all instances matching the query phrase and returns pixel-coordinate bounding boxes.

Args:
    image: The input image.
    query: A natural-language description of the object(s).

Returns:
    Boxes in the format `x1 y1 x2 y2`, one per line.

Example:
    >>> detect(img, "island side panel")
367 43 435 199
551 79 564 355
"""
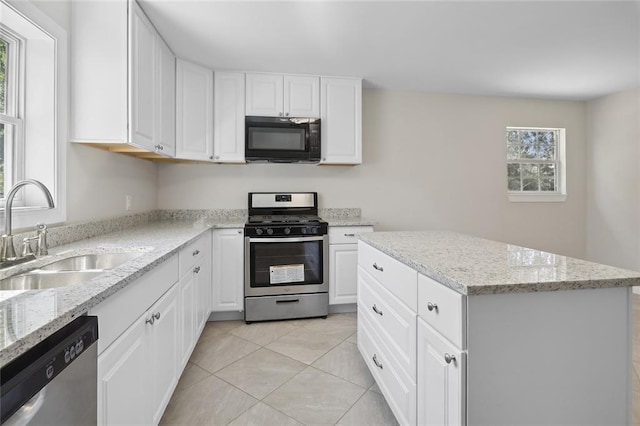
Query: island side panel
466 286 631 426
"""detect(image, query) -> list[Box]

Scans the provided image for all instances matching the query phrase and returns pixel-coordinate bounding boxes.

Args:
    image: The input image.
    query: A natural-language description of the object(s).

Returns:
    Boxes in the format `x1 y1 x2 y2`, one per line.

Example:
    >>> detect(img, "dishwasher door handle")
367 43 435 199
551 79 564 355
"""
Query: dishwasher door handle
5 388 46 426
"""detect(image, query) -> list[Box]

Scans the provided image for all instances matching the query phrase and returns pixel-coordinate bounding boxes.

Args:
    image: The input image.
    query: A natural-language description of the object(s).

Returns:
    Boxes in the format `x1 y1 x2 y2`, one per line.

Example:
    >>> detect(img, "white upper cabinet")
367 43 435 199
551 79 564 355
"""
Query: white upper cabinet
156 37 176 157
130 1 156 151
320 77 362 165
71 0 175 158
213 72 245 163
176 59 214 161
246 73 320 118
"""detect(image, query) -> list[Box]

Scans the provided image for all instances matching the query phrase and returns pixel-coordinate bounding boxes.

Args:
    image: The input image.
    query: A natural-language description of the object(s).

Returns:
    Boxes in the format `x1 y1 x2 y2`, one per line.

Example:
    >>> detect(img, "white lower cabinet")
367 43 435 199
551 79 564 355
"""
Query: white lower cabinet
97 283 179 426
417 318 465 426
93 231 213 425
212 228 244 312
328 226 373 305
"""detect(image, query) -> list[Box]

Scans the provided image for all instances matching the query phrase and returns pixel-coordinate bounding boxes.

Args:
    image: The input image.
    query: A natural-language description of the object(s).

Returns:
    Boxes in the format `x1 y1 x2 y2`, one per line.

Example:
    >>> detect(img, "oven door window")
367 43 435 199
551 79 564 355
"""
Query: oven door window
249 240 323 287
247 127 306 151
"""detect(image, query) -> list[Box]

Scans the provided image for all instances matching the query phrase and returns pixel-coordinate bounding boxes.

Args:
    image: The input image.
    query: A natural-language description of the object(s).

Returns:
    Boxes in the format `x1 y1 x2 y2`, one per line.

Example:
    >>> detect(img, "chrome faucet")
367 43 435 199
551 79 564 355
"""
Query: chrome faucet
1 179 55 264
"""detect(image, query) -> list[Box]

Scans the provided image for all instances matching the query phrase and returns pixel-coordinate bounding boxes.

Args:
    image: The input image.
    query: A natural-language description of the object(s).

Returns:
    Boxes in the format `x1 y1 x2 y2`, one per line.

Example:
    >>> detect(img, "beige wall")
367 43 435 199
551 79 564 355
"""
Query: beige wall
32 0 159 223
159 89 588 258
586 88 640 273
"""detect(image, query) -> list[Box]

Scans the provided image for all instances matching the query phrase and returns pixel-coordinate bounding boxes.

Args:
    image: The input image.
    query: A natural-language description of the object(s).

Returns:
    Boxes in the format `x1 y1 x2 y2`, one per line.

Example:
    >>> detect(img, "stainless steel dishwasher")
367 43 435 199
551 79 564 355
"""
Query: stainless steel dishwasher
1 315 98 425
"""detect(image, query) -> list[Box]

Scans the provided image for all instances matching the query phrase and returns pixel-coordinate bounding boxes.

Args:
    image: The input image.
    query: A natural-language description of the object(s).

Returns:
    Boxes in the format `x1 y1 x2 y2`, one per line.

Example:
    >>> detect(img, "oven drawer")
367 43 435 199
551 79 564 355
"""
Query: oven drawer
328 226 373 245
244 293 329 322
358 266 416 377
357 241 418 310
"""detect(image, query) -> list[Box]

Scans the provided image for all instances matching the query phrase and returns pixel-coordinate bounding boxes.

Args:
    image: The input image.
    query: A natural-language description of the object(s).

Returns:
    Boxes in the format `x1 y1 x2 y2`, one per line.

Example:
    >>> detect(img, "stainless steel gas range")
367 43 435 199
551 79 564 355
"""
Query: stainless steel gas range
244 192 329 323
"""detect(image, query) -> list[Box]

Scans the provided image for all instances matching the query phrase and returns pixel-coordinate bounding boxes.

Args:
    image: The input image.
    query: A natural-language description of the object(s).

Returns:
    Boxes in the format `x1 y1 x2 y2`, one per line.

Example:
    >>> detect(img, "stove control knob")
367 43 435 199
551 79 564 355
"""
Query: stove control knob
284 227 291 235
301 227 307 234
256 228 263 235
267 228 274 235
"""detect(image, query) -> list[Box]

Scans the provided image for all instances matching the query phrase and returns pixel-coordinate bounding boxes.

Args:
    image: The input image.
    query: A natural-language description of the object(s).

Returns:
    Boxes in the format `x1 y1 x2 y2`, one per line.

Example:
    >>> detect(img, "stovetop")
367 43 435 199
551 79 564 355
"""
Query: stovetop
247 215 323 225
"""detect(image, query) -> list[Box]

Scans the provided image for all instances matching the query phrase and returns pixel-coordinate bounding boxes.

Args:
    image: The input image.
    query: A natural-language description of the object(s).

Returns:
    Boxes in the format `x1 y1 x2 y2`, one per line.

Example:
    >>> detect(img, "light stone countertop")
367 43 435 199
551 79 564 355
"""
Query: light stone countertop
0 218 245 368
358 231 640 296
323 217 375 227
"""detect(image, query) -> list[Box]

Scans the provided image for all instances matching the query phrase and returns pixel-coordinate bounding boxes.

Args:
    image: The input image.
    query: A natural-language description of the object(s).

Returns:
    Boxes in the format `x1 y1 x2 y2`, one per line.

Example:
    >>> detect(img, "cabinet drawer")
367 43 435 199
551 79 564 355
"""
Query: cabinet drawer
358 312 416 426
418 273 466 349
358 242 417 310
179 233 209 277
358 266 416 377
328 226 373 245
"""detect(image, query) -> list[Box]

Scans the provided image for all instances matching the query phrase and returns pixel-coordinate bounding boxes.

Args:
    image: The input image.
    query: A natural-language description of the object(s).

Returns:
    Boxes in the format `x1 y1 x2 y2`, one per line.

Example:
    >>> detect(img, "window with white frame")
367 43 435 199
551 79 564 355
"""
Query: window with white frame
0 27 24 200
0 0 67 231
506 127 566 202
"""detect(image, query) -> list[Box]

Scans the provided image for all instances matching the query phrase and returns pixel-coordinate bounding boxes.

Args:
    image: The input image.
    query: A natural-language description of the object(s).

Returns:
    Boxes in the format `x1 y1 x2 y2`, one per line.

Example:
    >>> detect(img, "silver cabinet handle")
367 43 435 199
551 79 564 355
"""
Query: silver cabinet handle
344 233 355 237
193 249 200 256
372 354 383 369
372 304 383 316
372 263 384 272
194 266 201 274
237 229 242 234
146 316 155 325
427 302 438 312
444 353 456 364
154 312 161 320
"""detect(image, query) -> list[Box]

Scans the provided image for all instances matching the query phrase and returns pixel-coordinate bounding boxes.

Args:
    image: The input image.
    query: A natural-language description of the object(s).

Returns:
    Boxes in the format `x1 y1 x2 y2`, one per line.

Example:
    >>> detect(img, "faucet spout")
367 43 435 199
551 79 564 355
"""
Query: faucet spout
1 179 55 262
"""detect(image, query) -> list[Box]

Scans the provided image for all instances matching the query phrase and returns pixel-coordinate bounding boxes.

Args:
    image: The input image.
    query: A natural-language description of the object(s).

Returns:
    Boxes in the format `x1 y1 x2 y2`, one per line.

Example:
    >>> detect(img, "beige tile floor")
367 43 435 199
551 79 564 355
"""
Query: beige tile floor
162 295 640 426
160 313 398 426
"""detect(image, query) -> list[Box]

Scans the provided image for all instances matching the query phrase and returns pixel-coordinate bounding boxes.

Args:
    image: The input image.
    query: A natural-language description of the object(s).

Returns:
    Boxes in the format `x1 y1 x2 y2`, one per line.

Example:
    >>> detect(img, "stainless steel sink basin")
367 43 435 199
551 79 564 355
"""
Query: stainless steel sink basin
40 252 144 272
0 270 104 290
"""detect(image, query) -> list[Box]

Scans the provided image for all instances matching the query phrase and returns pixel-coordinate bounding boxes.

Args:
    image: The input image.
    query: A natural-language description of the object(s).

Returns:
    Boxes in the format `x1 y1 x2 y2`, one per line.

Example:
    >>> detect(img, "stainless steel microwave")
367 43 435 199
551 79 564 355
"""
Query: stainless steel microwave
245 116 321 163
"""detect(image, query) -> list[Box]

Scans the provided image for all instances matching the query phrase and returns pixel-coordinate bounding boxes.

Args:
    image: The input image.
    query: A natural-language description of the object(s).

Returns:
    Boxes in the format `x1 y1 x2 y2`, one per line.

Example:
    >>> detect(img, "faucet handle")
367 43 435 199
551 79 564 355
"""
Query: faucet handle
21 237 38 258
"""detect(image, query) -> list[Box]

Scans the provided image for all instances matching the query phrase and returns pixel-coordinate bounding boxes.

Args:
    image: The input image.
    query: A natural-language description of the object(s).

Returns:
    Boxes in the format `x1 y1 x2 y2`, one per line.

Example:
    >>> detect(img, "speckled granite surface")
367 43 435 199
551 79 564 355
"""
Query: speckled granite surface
319 208 375 226
0 219 238 368
358 231 640 296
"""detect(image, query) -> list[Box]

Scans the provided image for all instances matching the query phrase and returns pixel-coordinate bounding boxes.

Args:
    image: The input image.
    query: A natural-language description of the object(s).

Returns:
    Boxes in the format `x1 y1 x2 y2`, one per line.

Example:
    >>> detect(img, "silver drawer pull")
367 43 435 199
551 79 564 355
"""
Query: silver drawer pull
427 302 438 312
372 354 383 369
154 312 161 320
372 263 384 272
194 266 201 274
372 304 383 316
344 233 355 237
444 353 456 364
145 316 155 325
192 249 200 256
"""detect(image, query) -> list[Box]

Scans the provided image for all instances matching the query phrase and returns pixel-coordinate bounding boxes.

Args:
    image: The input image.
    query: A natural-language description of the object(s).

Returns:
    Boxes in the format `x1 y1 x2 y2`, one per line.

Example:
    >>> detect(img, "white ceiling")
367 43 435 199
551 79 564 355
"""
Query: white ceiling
139 0 640 101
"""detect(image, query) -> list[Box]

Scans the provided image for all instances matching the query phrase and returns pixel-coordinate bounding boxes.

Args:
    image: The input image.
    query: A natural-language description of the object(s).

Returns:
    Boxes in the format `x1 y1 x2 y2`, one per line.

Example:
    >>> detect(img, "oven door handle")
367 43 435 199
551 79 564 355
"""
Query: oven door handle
247 236 326 243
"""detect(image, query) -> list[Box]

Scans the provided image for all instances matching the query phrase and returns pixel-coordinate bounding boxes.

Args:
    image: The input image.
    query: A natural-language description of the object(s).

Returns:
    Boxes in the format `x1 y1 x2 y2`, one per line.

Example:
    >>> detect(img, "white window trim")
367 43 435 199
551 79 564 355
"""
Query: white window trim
507 127 566 203
1 0 67 230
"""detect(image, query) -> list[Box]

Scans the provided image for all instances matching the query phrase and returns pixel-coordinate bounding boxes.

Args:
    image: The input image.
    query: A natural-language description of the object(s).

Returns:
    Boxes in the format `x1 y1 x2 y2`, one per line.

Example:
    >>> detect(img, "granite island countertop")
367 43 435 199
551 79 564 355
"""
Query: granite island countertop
0 218 245 368
358 231 640 296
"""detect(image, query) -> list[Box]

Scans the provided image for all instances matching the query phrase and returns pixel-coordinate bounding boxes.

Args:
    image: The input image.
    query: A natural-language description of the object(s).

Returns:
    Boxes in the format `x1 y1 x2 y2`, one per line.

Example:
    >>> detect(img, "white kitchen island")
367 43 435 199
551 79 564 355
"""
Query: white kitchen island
356 231 640 426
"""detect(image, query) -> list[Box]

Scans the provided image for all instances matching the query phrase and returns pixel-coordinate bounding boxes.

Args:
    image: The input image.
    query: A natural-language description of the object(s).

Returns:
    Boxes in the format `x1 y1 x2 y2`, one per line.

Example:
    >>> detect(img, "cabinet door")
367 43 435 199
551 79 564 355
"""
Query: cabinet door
97 315 148 426
196 233 212 332
176 59 214 161
284 75 320 118
329 244 358 305
179 270 196 369
212 228 244 312
129 2 156 150
214 72 245 162
320 77 362 164
417 318 465 426
246 73 283 117
156 36 176 157
149 284 180 425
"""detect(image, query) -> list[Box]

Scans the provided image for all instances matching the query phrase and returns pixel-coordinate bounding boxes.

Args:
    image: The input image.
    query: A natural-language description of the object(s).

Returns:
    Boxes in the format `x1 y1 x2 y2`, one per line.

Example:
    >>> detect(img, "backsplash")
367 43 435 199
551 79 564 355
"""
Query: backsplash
9 208 363 250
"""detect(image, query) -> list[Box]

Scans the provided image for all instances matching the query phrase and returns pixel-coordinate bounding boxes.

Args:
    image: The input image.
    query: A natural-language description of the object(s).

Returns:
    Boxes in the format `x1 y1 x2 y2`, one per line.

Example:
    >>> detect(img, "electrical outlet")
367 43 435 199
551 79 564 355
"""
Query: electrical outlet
125 195 132 211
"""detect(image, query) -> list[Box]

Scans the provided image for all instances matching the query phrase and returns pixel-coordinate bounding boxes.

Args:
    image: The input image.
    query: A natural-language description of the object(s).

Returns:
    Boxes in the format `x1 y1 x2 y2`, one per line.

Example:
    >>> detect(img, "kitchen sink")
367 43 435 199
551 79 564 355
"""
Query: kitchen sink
0 270 104 290
40 252 144 272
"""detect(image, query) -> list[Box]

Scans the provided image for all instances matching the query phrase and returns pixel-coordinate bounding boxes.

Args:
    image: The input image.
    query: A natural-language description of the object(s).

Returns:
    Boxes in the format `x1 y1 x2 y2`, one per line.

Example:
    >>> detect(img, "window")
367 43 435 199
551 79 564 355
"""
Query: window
506 127 566 202
0 0 67 230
